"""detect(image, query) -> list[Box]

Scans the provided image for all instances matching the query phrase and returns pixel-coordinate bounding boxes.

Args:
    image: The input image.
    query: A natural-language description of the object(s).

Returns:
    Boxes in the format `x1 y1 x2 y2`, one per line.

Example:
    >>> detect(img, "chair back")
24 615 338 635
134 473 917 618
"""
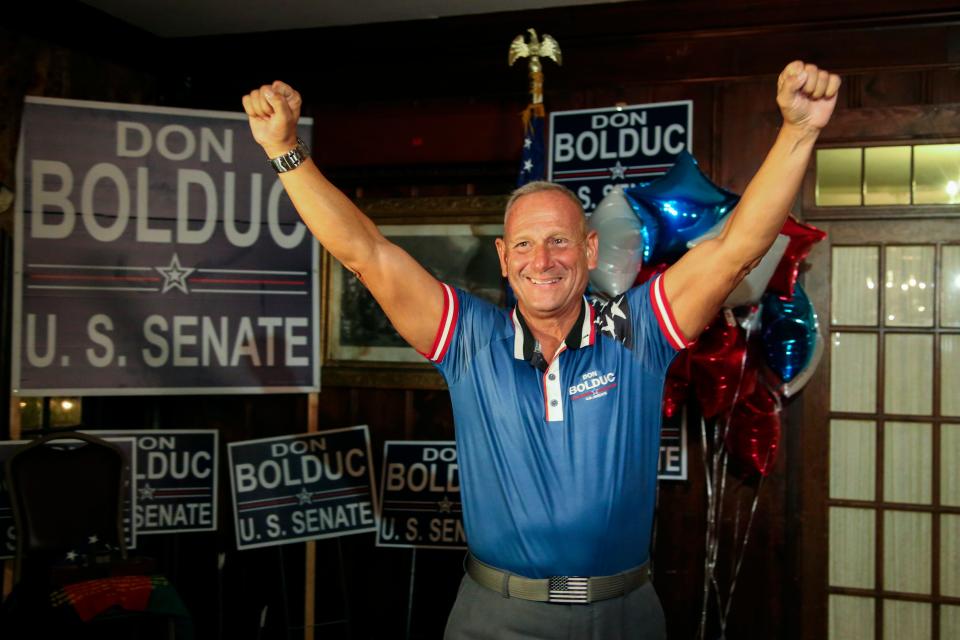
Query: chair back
6 432 127 582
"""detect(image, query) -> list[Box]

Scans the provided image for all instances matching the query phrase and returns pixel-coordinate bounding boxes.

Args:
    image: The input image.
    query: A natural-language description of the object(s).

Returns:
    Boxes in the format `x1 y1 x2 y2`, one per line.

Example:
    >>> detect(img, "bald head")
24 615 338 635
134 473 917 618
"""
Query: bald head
504 181 586 233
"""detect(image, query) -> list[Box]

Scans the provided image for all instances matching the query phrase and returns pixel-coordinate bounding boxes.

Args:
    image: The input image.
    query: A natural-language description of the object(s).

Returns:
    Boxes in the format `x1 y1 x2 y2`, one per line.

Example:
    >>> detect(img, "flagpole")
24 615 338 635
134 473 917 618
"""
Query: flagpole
509 28 561 187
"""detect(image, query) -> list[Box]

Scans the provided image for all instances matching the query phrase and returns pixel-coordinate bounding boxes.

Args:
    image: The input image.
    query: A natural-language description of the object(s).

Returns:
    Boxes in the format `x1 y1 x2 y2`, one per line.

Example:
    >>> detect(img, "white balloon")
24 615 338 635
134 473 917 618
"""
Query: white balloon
588 188 643 297
686 219 789 307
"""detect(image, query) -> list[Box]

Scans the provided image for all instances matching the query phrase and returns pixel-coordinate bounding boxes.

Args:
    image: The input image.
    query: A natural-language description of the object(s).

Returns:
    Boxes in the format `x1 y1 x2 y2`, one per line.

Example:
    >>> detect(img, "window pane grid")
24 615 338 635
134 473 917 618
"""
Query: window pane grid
865 146 912 206
827 240 954 639
816 143 960 208
915 144 960 205
832 246 880 326
884 334 933 415
943 335 960 417
942 246 960 328
884 246 935 328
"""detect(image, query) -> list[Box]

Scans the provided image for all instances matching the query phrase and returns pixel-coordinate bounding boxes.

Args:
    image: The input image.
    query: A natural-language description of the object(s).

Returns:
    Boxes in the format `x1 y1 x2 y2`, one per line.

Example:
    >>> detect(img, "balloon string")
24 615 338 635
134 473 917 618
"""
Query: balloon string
717 308 756 446
705 445 728 631
700 421 729 638
698 416 714 640
725 494 743 617
711 450 729 624
699 309 759 638
720 451 770 630
717 317 777 632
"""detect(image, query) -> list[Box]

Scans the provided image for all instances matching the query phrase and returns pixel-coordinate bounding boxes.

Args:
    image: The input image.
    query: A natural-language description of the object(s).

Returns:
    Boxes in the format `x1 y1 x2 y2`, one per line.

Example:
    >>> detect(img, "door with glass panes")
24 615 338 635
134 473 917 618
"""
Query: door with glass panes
799 142 960 640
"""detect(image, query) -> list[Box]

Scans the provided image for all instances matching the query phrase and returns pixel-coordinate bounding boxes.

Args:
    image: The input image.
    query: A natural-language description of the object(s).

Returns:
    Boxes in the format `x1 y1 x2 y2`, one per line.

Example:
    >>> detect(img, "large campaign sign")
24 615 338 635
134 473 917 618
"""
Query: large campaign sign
548 101 693 213
376 441 464 550
228 426 377 550
0 436 137 559
13 97 318 395
96 430 218 534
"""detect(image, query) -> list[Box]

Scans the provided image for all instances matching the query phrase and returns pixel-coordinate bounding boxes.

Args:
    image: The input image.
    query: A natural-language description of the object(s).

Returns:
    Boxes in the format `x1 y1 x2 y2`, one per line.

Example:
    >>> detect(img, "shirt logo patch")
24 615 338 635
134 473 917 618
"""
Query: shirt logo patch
569 370 617 401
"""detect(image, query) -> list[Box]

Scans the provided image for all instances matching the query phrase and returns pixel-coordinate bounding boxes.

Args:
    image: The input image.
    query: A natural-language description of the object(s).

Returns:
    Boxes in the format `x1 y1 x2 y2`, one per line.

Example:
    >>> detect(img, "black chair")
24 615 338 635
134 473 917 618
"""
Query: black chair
1 431 192 639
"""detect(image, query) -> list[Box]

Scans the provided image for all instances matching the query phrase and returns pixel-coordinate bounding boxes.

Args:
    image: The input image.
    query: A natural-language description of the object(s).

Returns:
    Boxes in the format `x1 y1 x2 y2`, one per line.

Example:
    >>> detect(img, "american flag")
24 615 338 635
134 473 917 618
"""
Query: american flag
548 576 589 603
504 102 547 307
517 103 546 186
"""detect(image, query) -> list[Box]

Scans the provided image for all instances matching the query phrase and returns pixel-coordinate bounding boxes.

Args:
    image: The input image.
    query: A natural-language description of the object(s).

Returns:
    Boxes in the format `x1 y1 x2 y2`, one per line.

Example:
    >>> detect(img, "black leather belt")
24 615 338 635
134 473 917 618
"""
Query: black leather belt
466 554 649 605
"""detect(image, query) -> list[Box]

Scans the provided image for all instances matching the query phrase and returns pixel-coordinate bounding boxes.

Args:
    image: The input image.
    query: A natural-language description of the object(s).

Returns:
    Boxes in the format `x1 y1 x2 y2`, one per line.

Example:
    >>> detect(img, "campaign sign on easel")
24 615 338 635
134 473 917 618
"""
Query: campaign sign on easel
376 441 465 550
658 412 688 481
95 430 218 534
0 436 137 558
547 101 693 213
228 426 377 550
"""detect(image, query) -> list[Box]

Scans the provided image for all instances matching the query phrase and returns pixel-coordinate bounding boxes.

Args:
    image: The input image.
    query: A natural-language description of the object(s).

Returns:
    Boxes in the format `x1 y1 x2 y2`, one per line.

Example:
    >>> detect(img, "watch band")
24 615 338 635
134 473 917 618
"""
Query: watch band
269 137 310 173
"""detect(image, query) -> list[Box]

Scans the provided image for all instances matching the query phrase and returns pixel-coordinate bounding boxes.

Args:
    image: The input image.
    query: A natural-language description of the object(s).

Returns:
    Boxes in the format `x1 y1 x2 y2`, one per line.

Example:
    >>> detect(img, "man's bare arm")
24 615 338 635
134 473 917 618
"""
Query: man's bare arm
242 81 443 354
662 61 841 342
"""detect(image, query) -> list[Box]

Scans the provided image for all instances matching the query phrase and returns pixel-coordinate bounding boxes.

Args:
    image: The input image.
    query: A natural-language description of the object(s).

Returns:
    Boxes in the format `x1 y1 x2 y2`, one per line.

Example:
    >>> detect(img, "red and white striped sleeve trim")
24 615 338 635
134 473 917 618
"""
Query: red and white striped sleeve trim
419 282 459 363
650 274 691 351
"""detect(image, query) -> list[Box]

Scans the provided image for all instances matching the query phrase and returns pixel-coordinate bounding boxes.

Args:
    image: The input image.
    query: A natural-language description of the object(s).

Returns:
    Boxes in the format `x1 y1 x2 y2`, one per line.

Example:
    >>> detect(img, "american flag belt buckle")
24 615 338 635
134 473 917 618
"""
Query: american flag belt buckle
547 576 590 604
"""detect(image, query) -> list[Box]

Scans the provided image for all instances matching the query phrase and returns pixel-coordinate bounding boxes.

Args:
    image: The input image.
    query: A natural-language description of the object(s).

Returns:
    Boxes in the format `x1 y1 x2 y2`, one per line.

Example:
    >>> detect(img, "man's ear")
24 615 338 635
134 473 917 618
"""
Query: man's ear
585 230 599 269
495 238 509 277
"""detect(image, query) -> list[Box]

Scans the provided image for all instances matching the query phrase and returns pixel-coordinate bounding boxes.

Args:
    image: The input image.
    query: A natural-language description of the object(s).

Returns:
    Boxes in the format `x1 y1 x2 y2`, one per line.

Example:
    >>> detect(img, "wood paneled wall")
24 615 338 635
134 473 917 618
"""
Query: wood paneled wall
4 1 960 637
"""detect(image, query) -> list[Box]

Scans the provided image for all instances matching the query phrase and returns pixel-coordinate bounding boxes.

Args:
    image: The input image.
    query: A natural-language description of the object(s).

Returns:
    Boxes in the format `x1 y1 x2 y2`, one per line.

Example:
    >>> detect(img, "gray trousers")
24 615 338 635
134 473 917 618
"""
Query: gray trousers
444 573 667 640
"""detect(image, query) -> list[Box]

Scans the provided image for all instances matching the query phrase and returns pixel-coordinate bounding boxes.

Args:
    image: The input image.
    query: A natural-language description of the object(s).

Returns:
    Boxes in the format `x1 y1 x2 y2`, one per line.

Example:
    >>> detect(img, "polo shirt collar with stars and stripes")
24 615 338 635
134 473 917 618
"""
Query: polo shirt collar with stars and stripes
510 296 596 372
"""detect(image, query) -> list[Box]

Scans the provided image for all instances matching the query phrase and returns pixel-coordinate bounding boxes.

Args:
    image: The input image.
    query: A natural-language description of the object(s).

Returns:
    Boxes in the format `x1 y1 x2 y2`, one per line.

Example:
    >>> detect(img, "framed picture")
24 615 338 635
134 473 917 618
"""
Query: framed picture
322 195 508 388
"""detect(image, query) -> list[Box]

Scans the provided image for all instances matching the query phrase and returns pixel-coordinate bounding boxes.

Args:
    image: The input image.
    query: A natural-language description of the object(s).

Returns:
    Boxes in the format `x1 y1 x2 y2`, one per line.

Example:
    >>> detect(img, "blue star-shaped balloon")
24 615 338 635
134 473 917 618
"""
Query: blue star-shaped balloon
760 283 818 384
624 151 740 264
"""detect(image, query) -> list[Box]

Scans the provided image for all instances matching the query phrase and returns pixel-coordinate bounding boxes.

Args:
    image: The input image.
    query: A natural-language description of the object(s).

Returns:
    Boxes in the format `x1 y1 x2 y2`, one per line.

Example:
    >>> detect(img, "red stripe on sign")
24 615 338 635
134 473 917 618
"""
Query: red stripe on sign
188 278 305 285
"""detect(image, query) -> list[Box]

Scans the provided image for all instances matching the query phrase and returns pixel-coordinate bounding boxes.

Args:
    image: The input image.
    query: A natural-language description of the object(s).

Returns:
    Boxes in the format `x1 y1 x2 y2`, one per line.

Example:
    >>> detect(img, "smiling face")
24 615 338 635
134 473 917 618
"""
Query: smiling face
496 190 598 322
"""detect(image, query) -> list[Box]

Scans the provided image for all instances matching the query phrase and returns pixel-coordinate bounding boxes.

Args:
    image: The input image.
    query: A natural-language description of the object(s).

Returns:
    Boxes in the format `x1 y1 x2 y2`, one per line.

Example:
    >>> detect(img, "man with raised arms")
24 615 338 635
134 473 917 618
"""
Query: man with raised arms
242 60 839 639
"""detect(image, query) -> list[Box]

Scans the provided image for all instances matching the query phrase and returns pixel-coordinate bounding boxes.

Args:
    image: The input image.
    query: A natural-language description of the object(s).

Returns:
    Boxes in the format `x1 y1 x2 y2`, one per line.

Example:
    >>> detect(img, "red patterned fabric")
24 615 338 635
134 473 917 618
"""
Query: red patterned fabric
52 575 158 622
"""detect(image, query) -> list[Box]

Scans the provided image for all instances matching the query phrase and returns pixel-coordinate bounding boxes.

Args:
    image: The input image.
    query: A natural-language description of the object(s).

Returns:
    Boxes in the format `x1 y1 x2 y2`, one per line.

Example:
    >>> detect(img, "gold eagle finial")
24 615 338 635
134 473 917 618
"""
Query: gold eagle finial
508 28 562 105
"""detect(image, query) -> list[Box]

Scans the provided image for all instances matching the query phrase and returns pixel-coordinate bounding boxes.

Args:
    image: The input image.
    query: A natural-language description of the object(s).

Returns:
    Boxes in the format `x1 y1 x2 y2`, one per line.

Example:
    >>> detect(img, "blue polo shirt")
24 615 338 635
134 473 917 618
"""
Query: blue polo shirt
423 275 689 579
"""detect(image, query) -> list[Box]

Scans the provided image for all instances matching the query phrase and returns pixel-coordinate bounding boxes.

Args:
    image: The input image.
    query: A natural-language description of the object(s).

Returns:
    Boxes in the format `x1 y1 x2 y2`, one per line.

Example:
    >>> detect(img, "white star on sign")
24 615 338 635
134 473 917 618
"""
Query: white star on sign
297 488 313 505
524 137 533 149
438 496 453 513
155 253 195 294
609 161 627 180
139 483 156 501
523 159 534 172
66 550 78 561
88 534 99 544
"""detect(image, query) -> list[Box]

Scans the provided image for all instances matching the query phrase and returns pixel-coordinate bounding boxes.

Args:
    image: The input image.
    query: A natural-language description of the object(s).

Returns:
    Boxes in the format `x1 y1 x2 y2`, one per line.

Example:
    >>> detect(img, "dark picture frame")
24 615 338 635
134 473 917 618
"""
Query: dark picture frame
321 196 507 388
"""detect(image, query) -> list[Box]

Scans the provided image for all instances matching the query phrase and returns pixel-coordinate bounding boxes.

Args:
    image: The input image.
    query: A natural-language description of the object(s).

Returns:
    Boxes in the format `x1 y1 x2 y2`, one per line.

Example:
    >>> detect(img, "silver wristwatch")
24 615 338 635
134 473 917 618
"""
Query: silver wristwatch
269 137 310 173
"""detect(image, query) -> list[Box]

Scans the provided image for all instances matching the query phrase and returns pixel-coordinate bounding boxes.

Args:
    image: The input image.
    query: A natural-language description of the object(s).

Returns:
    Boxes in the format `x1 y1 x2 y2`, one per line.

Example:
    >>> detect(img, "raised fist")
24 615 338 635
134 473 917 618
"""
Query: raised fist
241 80 302 157
776 61 841 133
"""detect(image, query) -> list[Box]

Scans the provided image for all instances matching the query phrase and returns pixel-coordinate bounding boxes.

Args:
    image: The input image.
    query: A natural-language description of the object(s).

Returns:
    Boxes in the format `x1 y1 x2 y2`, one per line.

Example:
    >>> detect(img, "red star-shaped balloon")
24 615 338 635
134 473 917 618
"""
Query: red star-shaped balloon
725 383 781 477
688 313 758 419
766 217 826 299
662 350 690 419
635 262 669 287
